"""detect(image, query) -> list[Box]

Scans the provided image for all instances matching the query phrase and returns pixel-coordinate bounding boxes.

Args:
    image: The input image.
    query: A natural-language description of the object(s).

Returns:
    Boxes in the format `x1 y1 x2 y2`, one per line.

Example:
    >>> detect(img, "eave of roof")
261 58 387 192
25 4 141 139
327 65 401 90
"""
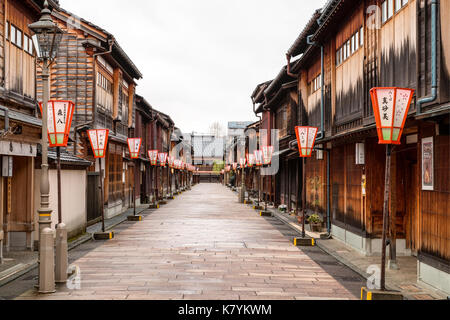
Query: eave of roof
251 81 271 103
286 8 322 58
265 80 298 111
46 150 92 167
264 65 296 97
54 6 143 80
313 0 355 42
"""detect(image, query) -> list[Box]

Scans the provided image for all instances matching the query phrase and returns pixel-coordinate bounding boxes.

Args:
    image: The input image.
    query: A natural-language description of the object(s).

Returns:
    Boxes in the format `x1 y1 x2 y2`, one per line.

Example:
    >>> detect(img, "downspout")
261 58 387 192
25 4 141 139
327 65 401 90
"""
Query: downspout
307 35 325 140
416 0 438 115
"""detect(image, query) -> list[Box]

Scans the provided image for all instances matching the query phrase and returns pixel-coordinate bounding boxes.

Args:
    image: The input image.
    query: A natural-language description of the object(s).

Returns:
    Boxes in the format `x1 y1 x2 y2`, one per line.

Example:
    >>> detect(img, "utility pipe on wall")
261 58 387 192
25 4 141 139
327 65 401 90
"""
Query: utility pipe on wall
416 0 438 115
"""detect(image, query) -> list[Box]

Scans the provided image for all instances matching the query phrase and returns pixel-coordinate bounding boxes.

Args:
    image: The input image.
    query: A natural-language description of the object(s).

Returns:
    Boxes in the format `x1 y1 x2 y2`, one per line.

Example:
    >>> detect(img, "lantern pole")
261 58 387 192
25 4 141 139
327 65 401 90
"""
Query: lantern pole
241 164 245 203
99 158 105 233
248 167 251 203
302 157 306 238
380 144 392 291
168 161 172 198
133 159 137 216
56 146 62 224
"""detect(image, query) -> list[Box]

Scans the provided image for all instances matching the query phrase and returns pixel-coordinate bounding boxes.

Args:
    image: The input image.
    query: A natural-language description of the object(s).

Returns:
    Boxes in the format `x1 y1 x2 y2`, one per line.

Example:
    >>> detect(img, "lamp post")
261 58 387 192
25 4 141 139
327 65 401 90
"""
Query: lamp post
239 157 246 203
254 150 263 209
158 153 168 203
370 87 414 291
149 150 158 208
38 100 74 284
246 153 255 204
168 156 174 198
295 126 319 239
262 146 274 213
29 0 63 294
127 138 142 221
87 129 110 240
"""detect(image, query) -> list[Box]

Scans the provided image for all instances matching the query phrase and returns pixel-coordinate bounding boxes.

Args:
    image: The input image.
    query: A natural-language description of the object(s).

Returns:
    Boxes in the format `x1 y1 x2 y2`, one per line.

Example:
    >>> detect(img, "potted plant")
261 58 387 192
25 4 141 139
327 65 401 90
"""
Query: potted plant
307 214 323 232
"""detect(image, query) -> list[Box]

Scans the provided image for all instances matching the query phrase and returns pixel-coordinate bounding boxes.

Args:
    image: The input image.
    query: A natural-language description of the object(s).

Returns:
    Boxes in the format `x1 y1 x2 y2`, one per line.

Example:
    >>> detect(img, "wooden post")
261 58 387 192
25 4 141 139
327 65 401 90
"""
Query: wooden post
302 157 306 238
99 159 105 233
389 149 398 269
381 145 392 291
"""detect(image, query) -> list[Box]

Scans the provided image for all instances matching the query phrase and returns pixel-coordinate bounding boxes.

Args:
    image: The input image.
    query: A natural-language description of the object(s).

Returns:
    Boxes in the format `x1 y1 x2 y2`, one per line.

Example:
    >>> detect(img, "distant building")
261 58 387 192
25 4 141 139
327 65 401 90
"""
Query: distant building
191 134 224 167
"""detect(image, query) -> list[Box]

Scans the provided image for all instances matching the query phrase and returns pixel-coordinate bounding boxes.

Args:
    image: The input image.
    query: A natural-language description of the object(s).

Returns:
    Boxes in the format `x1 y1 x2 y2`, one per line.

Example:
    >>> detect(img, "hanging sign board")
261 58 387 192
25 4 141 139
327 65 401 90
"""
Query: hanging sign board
422 137 434 191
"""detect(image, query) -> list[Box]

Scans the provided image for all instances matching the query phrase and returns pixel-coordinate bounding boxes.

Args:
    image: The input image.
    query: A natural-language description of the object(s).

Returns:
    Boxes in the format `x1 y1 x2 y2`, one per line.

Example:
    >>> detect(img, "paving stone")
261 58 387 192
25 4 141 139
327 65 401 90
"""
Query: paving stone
15 184 364 300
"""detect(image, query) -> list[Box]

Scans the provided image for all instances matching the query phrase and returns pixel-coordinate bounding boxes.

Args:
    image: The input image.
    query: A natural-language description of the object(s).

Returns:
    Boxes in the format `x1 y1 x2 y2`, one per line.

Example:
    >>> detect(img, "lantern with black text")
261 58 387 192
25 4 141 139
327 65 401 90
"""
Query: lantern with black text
127 138 142 159
87 129 109 159
295 126 318 157
254 150 263 167
370 87 415 145
149 150 158 166
39 100 75 147
240 158 246 168
263 146 274 165
158 153 168 167
233 163 238 171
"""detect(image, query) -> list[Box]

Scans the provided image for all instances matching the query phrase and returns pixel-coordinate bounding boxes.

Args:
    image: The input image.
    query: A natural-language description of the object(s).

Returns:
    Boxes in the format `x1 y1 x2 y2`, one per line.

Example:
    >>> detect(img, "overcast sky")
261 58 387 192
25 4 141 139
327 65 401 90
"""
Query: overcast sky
61 0 326 134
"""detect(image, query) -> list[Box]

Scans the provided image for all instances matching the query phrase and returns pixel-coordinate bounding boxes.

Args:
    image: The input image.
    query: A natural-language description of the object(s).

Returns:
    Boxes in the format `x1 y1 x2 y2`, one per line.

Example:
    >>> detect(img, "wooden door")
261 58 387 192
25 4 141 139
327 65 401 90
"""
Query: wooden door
406 163 419 254
87 172 101 224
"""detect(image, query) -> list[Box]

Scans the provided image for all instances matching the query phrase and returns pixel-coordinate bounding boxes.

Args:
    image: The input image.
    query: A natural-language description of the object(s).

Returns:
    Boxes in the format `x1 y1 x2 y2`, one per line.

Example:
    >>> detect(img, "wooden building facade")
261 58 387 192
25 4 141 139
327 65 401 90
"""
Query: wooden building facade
0 0 59 255
252 0 449 294
37 7 143 221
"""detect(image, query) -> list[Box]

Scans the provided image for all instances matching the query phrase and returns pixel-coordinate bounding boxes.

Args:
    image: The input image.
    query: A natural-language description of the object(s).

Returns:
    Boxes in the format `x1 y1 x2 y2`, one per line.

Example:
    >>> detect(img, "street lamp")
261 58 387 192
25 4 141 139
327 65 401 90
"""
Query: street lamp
168 156 175 198
370 87 414 291
158 152 168 203
38 100 74 285
239 157 246 203
246 153 255 204
262 146 274 213
295 126 319 238
87 129 110 239
148 150 159 208
29 0 64 294
127 138 142 220
254 150 263 209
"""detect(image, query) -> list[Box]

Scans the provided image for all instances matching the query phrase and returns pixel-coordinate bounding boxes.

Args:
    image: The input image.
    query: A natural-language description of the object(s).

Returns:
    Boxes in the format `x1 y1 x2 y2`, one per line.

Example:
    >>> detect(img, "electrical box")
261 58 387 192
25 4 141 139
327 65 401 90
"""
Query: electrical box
2 156 13 177
356 143 365 165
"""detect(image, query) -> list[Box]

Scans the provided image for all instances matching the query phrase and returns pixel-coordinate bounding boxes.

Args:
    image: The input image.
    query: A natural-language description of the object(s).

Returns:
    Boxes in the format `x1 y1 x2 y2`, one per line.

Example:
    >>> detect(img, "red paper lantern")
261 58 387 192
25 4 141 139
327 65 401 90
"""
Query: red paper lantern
127 138 142 159
87 129 109 159
263 146 274 165
39 100 75 147
370 87 415 145
254 150 263 167
148 150 158 166
158 153 168 167
168 156 175 168
295 126 318 157
246 153 255 168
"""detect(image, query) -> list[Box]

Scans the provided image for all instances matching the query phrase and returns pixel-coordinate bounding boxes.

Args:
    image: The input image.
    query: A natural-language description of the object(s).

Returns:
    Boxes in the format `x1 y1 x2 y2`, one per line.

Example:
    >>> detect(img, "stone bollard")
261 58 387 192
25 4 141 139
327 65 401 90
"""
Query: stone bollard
39 227 56 294
55 223 68 284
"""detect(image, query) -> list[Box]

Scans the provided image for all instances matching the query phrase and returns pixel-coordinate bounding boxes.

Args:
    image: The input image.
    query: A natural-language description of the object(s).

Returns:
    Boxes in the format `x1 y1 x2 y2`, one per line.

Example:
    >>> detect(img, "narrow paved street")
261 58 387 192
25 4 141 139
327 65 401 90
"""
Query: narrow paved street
11 184 365 300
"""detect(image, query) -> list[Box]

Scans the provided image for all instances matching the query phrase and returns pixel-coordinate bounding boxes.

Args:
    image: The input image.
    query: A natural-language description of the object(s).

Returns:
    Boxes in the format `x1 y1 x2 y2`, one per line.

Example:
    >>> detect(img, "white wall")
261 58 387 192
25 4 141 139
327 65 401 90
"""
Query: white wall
33 169 87 240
